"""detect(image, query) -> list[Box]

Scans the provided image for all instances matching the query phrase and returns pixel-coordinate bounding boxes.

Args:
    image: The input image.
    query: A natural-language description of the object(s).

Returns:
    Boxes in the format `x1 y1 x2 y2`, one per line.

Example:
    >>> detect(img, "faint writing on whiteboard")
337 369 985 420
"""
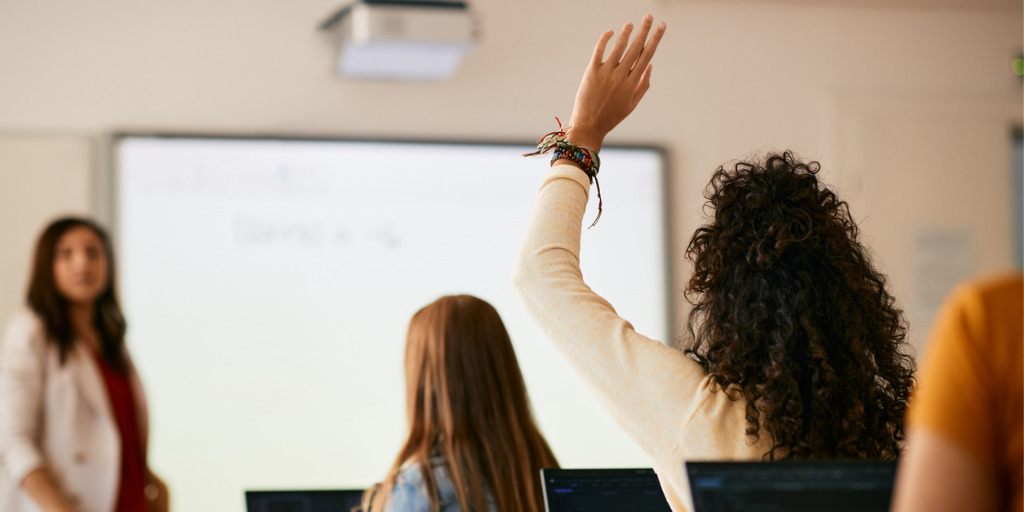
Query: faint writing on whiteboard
135 163 331 198
913 227 974 328
234 215 401 250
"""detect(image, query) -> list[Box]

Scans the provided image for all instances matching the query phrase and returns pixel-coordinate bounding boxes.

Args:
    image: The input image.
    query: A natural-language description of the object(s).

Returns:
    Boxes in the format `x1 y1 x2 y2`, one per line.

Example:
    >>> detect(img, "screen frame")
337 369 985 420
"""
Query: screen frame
108 132 678 510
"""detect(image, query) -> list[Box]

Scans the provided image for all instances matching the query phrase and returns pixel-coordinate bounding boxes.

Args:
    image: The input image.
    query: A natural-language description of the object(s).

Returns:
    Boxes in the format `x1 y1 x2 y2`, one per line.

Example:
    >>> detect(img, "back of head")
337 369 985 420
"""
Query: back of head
369 294 558 512
684 151 914 460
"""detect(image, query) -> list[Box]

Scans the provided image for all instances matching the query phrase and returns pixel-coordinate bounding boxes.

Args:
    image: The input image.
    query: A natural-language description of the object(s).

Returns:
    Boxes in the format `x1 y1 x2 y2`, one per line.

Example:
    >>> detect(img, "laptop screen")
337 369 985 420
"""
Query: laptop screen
245 489 364 512
541 468 672 512
685 460 896 512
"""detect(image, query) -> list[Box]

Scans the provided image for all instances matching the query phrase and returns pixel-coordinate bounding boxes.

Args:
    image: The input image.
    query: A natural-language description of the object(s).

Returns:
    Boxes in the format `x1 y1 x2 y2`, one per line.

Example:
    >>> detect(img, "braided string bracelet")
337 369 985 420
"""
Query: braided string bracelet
523 117 603 228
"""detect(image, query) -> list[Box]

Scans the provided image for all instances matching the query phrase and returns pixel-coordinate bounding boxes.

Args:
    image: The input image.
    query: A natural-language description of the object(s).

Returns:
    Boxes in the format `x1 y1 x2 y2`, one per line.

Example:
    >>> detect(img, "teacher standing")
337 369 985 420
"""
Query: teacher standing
0 217 168 512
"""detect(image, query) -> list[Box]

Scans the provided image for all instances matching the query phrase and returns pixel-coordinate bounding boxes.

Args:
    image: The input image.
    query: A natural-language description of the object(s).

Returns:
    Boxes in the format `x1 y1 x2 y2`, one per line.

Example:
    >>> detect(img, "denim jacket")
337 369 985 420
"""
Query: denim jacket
385 457 497 512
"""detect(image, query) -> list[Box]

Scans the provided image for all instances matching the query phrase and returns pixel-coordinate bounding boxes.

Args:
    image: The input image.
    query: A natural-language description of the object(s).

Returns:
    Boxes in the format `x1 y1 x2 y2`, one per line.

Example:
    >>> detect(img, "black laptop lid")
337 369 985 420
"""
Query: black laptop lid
245 489 364 512
685 460 897 512
541 468 672 512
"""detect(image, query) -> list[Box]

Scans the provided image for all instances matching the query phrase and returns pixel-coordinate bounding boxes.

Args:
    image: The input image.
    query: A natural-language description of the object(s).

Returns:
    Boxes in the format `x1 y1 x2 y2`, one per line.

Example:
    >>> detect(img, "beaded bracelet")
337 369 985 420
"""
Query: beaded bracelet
523 117 604 228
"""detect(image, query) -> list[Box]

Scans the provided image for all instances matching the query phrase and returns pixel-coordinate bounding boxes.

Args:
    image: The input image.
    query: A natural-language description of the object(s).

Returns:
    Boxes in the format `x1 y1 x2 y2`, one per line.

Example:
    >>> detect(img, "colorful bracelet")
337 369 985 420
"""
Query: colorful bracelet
551 144 600 178
523 117 604 228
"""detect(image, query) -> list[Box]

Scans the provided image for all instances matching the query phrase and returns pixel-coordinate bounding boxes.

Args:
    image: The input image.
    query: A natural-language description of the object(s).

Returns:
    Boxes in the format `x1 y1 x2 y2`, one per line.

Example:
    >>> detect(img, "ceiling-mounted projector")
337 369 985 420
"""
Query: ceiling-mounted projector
320 0 477 81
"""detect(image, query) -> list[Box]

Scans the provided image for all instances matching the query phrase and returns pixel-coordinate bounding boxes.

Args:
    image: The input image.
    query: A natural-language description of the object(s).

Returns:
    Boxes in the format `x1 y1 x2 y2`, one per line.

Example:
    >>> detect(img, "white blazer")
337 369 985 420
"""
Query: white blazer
0 308 149 512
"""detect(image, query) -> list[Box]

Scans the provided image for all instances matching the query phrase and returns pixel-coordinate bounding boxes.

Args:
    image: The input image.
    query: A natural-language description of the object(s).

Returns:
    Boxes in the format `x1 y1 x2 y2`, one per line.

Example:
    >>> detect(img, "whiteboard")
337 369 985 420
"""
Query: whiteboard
116 136 671 512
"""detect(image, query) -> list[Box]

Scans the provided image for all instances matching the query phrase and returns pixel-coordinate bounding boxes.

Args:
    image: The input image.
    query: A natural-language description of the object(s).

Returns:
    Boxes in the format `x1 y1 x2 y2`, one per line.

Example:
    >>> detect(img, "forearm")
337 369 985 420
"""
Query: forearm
890 428 997 512
513 165 591 317
514 164 699 460
20 468 74 512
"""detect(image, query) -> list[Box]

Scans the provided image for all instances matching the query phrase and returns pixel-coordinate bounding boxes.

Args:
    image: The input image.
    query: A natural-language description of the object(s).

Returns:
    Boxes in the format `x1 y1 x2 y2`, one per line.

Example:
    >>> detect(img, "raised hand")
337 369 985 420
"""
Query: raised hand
567 14 666 153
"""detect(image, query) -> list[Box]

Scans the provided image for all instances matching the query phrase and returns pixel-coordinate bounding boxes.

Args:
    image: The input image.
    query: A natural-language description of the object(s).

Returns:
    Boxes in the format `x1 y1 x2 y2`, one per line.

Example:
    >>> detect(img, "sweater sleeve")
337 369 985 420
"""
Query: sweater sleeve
513 164 709 465
0 309 49 484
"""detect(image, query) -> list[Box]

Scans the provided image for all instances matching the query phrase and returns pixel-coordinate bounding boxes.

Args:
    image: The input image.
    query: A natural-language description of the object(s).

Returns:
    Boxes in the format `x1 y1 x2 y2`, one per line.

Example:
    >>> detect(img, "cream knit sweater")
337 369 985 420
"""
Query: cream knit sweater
514 164 774 512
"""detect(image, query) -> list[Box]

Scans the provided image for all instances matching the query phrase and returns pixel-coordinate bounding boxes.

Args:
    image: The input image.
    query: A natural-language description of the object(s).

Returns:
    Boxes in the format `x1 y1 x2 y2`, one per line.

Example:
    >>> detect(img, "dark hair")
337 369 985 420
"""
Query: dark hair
26 217 127 374
684 151 914 460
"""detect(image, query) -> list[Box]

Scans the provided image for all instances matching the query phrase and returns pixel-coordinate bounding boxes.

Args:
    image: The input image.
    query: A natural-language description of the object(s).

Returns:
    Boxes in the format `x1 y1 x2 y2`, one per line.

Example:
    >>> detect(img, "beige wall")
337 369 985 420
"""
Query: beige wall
0 0 1020 355
0 135 92 322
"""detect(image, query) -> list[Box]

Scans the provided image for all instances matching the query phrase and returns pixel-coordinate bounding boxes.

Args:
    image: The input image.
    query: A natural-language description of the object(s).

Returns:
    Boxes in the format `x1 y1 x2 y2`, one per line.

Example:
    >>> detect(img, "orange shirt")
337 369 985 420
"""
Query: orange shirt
906 273 1023 512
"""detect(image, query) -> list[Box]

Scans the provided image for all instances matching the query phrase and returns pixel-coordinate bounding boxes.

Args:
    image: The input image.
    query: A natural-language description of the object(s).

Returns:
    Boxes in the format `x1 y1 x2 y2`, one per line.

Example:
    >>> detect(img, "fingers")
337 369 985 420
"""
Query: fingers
590 30 614 67
604 15 666 74
622 14 654 68
605 21 634 65
632 21 666 74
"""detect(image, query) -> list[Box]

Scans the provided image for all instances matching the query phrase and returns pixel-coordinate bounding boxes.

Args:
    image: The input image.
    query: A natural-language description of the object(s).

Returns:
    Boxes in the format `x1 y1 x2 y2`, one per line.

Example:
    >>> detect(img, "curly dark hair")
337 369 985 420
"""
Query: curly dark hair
684 151 914 460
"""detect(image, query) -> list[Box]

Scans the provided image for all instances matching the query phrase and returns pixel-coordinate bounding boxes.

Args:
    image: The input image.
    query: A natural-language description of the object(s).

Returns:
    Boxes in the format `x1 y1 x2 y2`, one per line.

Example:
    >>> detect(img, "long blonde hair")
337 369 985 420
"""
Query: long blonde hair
365 295 558 512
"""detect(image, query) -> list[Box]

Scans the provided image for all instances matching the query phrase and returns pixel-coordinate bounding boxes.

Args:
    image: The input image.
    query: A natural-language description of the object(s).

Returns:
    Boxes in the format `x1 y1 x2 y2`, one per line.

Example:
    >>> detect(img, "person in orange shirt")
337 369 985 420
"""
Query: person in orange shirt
891 273 1023 512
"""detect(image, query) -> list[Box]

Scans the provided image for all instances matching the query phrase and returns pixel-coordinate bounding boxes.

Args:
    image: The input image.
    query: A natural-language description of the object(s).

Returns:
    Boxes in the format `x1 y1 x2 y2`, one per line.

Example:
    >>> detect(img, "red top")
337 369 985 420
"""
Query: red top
91 351 147 512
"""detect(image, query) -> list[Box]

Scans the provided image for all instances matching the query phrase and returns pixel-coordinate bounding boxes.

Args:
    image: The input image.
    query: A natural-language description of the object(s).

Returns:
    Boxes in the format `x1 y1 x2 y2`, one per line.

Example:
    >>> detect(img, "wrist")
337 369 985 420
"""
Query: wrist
565 125 604 153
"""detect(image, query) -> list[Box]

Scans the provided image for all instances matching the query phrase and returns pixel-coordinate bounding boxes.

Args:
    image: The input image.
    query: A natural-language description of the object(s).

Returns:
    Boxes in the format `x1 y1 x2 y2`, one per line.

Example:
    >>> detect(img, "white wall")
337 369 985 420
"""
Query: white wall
0 0 1020 503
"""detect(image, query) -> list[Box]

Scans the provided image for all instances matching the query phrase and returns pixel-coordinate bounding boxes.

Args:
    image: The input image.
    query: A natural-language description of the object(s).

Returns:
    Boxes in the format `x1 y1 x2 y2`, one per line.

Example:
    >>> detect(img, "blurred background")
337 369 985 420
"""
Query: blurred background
0 0 1021 509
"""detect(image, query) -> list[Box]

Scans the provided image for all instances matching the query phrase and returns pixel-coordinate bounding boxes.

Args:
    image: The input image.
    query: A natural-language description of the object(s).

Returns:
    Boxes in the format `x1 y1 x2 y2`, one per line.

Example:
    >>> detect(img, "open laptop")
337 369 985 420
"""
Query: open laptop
541 468 672 512
684 460 897 512
245 489 365 512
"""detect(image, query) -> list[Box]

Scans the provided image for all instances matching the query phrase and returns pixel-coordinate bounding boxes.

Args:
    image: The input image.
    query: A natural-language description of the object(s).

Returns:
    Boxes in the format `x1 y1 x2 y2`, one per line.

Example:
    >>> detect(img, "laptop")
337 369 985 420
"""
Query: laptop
245 489 365 512
541 468 673 512
684 460 897 512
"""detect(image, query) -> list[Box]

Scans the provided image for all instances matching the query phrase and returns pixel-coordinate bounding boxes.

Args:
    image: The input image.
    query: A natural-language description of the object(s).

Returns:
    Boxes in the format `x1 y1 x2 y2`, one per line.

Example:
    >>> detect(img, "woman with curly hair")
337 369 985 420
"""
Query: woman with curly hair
684 151 914 460
514 15 913 511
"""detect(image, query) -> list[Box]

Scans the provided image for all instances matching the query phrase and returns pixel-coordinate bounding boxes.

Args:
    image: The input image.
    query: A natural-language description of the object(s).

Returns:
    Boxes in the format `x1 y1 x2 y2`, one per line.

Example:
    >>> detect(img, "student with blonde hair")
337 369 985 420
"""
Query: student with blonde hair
364 294 558 512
